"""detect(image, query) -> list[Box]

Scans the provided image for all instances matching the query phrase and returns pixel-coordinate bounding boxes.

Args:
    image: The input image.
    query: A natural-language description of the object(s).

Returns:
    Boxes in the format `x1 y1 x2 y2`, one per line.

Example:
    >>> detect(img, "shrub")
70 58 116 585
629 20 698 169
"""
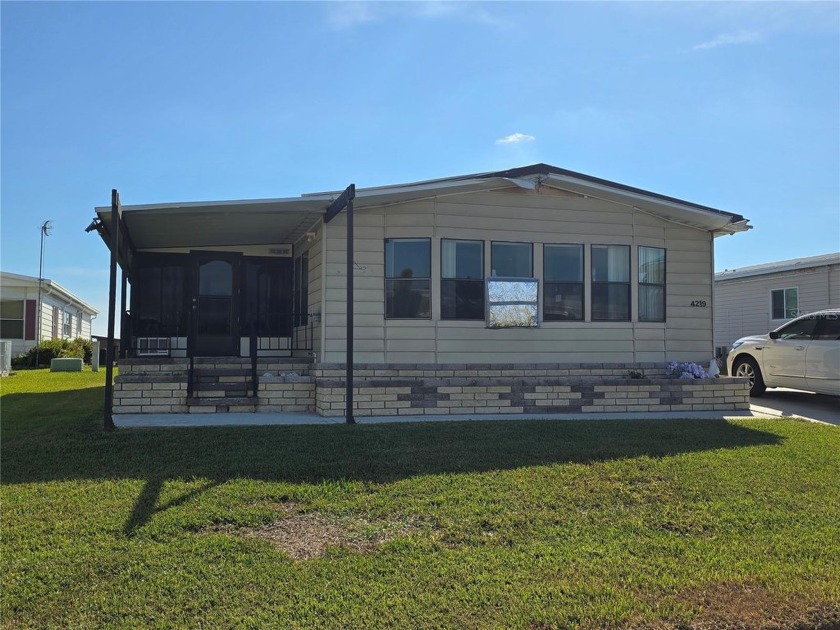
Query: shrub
16 339 88 369
73 338 94 364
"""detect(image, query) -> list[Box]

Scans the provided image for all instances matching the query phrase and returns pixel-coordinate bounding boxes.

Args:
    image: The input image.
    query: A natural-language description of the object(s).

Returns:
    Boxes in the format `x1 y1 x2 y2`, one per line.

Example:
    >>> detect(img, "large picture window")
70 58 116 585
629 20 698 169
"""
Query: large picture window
385 238 431 318
592 245 630 321
491 242 532 277
771 288 798 320
441 239 484 320
0 300 24 339
544 244 583 321
638 246 665 322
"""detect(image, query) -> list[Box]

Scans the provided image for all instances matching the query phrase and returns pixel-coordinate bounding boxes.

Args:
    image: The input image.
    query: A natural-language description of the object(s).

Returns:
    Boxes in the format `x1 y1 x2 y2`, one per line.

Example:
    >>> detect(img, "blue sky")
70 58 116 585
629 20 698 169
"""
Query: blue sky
2 1 838 336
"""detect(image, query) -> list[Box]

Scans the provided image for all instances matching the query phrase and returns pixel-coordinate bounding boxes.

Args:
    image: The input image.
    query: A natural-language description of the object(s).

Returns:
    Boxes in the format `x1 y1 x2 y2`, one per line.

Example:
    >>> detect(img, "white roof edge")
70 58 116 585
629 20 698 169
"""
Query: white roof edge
0 272 99 314
92 170 748 234
541 174 748 231
715 252 840 281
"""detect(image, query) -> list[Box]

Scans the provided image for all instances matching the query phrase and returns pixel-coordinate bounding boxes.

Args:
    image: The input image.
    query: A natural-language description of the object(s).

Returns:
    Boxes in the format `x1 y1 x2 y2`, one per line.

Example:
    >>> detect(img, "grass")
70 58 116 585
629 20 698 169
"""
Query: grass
2 368 839 629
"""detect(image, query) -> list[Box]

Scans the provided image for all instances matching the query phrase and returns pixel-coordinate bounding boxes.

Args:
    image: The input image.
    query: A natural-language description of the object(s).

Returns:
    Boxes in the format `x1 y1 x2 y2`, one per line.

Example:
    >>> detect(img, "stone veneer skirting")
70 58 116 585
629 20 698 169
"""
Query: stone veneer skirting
114 360 750 417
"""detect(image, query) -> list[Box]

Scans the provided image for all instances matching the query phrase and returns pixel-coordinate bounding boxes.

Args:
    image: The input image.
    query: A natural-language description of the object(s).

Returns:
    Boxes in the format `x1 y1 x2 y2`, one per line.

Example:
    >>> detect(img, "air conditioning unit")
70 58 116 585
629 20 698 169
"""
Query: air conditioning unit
136 337 170 356
0 341 11 374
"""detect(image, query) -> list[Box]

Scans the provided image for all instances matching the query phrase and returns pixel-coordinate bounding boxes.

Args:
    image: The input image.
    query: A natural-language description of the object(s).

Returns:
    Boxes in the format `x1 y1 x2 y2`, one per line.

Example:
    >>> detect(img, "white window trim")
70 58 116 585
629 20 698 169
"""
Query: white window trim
770 286 799 321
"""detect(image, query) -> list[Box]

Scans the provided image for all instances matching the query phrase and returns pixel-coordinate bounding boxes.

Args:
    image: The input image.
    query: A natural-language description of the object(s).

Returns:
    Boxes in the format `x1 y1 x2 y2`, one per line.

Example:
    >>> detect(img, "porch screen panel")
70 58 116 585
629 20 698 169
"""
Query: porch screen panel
135 263 188 337
243 258 292 337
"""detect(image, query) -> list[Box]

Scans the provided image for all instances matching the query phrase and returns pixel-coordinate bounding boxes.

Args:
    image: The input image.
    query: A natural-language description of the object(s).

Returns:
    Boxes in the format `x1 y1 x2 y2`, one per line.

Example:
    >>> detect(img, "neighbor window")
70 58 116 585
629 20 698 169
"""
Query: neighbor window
0 300 24 339
76 312 83 336
491 242 532 277
543 244 583 321
63 311 72 337
385 238 431 318
441 239 484 320
771 288 798 320
591 245 630 321
638 246 666 322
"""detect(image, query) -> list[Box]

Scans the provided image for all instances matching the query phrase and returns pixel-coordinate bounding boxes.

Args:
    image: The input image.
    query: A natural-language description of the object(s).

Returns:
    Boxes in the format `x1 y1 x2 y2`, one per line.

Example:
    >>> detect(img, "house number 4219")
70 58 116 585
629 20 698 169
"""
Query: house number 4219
690 300 707 307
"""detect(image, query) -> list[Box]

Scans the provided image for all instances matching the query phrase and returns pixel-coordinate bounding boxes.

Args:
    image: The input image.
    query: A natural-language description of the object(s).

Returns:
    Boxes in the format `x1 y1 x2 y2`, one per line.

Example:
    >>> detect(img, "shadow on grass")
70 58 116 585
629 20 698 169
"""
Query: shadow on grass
3 386 785 533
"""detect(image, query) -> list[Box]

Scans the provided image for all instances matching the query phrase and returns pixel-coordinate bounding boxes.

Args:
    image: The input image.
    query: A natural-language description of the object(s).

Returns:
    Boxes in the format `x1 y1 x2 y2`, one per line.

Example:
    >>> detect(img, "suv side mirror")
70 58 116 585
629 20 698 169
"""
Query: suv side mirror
769 330 780 340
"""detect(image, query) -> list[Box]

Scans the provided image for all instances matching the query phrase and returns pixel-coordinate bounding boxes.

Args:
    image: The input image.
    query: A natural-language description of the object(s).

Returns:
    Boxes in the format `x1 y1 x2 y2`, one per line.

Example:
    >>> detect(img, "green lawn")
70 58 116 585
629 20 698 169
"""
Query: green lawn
2 369 839 629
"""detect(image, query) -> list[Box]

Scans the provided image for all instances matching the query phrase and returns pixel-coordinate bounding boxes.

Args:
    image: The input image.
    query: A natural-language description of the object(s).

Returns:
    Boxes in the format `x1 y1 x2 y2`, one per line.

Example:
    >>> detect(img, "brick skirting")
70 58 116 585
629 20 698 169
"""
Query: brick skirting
114 359 749 417
315 377 750 417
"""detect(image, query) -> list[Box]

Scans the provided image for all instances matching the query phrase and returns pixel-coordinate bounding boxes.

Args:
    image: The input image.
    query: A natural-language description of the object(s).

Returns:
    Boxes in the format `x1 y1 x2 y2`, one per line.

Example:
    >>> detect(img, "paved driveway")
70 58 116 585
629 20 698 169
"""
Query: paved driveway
750 388 840 426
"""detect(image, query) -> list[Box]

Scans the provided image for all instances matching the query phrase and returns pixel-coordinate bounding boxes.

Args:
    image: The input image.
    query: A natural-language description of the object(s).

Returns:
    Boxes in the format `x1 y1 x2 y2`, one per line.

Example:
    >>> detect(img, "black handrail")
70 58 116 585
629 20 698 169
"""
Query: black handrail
249 319 258 398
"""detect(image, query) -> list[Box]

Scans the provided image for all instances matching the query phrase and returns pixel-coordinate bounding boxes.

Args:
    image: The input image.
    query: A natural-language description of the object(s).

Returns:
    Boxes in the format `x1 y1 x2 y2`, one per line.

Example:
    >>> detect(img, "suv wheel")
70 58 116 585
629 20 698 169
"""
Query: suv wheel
733 356 766 397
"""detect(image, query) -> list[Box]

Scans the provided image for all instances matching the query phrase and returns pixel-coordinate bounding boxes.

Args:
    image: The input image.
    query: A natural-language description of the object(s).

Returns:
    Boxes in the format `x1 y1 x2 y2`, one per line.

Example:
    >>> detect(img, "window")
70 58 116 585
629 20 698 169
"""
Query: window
385 238 431 318
544 244 583 321
0 300 24 339
63 311 72 337
771 288 798 320
591 245 630 321
294 252 309 326
76 311 83 336
441 239 484 320
776 316 817 340
638 246 666 322
491 242 532 277
813 313 840 340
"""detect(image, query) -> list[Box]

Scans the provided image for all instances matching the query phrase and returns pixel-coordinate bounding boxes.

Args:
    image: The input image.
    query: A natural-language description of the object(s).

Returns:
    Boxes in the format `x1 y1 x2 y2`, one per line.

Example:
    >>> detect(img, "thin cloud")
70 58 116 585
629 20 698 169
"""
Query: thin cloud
692 30 762 51
325 2 508 31
496 132 535 146
326 3 380 30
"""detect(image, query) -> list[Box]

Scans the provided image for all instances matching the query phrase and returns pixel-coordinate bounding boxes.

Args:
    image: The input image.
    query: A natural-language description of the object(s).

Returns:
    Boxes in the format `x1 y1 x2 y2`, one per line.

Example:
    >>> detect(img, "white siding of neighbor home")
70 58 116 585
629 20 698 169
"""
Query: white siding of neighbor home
321 187 715 364
1 285 94 356
715 263 840 350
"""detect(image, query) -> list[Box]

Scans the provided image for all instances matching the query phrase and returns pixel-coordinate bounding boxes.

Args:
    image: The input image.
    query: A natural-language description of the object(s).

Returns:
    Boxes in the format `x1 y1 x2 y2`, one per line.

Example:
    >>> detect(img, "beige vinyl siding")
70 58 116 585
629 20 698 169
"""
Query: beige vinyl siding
715 263 840 349
323 188 716 364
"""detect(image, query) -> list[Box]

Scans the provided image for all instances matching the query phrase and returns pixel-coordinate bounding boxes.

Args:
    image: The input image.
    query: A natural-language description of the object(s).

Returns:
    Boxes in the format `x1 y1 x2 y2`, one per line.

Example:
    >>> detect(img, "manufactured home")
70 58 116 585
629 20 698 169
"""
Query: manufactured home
89 164 752 422
0 271 98 357
715 252 840 353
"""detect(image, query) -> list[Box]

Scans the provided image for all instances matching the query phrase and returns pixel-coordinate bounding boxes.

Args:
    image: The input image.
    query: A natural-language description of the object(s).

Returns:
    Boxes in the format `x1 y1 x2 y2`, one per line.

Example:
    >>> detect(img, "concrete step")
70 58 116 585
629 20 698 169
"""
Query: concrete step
193 382 253 391
188 396 255 406
192 368 252 378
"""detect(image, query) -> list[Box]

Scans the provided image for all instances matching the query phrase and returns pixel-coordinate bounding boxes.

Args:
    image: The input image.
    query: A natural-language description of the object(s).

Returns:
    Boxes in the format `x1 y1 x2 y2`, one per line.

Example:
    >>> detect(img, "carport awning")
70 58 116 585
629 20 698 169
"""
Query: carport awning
94 197 329 251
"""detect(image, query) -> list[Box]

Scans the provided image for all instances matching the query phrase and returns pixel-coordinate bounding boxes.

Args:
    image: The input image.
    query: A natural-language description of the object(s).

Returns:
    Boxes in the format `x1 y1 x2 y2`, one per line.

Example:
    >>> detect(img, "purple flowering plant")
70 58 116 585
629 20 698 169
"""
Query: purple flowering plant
666 361 709 380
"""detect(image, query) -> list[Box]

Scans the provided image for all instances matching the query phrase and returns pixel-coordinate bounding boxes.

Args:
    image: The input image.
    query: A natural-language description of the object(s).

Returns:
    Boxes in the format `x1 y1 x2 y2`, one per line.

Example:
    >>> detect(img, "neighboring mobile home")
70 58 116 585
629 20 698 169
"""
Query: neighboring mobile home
715 252 840 353
89 164 753 420
0 271 99 356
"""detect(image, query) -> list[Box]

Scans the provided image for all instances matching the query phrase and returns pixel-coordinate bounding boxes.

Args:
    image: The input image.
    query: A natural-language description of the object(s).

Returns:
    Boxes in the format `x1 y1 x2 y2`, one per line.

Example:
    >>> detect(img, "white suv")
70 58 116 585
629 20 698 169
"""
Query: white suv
727 309 840 397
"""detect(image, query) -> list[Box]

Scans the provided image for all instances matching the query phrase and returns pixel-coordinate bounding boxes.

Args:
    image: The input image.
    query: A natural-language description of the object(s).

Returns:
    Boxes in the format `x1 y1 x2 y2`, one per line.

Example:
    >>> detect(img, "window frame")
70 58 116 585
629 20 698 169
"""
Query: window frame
384 237 432 320
638 246 666 323
543 243 584 322
63 310 72 338
0 299 25 340
591 244 631 322
770 287 799 321
490 241 533 278
440 238 485 321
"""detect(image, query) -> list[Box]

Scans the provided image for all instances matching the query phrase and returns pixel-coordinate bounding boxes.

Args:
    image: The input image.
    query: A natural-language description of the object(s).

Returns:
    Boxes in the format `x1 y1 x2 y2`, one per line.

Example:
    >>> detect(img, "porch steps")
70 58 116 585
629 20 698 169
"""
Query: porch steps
187 361 257 413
